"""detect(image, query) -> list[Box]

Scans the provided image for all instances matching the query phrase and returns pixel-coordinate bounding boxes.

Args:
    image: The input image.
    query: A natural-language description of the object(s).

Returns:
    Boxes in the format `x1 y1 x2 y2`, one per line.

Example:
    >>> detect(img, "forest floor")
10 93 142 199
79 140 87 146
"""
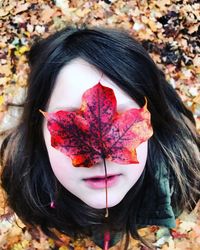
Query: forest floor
0 0 199 249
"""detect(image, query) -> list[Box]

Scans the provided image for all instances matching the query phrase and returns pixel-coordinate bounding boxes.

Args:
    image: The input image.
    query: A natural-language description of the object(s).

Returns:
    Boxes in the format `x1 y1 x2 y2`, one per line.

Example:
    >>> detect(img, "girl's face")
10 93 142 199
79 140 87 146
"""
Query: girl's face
43 58 148 209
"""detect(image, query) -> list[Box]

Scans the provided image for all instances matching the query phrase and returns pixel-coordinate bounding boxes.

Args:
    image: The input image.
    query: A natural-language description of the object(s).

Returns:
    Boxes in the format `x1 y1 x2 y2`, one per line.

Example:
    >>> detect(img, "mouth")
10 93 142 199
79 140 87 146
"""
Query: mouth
83 174 122 189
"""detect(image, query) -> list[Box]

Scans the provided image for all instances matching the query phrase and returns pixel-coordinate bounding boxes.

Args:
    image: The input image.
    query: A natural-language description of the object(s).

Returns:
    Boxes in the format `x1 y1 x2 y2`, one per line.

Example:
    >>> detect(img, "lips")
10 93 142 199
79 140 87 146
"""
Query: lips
83 174 122 189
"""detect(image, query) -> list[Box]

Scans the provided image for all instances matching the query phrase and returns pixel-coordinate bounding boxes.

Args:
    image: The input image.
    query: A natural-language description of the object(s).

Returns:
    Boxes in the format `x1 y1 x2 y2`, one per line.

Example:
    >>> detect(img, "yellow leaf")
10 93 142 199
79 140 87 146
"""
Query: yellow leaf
193 94 200 104
21 240 29 248
148 20 158 32
18 46 29 55
0 95 4 106
48 238 55 248
59 246 69 250
76 8 90 18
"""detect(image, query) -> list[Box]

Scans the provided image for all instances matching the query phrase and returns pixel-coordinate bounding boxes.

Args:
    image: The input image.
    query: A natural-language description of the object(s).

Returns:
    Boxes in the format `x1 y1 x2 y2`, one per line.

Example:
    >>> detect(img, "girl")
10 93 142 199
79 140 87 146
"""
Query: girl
1 26 200 250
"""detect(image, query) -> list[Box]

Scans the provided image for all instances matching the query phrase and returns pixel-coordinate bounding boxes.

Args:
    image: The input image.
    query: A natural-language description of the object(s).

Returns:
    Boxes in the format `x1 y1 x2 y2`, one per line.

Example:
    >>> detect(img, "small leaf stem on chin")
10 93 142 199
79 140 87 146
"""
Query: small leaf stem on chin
102 157 109 218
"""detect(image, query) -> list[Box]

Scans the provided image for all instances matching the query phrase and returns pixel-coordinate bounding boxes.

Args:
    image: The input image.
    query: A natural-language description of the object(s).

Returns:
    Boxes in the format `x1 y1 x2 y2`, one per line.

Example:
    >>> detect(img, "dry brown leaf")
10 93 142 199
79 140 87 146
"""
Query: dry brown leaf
0 65 12 77
13 2 31 15
40 5 57 23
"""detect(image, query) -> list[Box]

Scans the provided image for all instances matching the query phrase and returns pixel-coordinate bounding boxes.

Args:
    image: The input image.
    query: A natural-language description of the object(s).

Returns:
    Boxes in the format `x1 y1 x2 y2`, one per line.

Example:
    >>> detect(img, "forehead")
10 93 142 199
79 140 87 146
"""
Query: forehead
46 58 139 112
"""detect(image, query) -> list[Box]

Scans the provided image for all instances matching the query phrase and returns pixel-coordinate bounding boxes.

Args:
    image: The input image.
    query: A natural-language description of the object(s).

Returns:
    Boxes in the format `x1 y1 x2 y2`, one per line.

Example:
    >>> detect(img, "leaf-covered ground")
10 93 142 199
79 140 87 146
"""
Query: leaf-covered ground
0 0 200 249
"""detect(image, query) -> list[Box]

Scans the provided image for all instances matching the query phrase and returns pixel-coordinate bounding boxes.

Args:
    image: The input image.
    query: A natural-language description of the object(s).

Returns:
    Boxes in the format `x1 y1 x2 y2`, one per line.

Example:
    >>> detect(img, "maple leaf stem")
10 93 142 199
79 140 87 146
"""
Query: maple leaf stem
102 157 109 218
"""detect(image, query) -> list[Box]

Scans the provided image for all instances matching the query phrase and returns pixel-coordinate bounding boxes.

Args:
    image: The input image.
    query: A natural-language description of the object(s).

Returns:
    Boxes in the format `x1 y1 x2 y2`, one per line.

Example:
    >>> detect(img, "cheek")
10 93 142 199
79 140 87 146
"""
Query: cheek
43 125 75 185
122 141 148 184
48 146 73 184
50 149 69 176
136 141 148 167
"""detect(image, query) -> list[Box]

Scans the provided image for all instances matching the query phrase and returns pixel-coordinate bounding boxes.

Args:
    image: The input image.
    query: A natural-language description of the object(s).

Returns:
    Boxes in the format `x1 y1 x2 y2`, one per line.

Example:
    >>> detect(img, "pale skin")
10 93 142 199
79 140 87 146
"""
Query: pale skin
43 58 148 209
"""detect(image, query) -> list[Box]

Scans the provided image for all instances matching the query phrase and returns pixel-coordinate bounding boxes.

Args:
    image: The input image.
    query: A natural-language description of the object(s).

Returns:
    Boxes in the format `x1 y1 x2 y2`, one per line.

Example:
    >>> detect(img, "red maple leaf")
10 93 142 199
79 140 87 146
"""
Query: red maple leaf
41 82 153 168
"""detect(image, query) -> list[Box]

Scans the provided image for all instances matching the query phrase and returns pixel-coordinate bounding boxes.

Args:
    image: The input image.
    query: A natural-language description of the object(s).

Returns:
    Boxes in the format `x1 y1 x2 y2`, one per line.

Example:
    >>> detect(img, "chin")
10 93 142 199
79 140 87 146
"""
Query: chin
84 197 123 209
